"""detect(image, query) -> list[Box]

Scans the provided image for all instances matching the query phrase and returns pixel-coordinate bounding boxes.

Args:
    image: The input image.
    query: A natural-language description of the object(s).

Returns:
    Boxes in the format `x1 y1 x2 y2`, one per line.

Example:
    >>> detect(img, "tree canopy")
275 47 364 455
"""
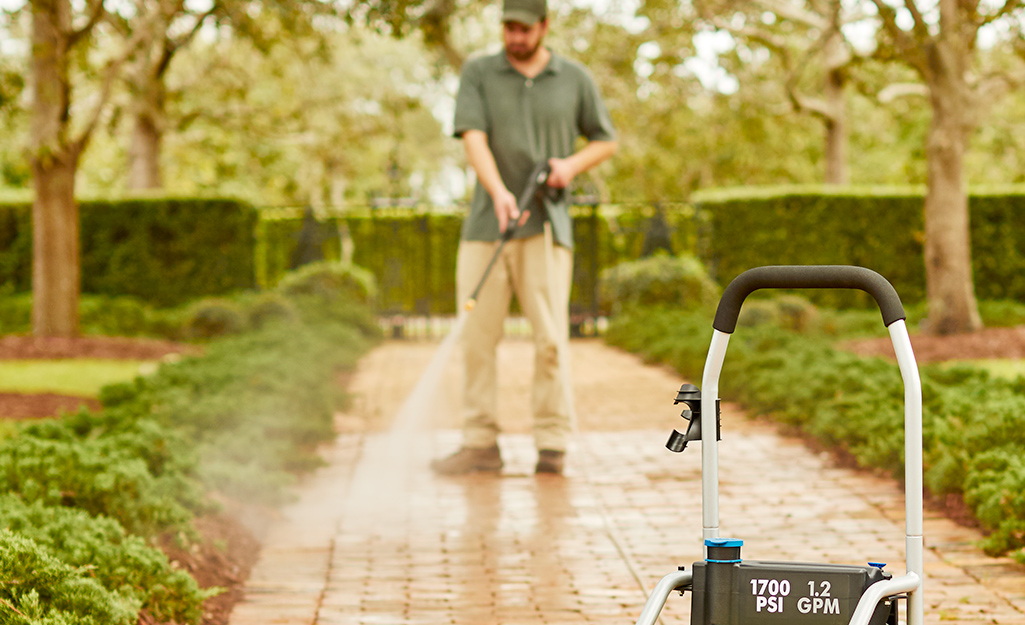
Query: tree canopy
3 0 1025 205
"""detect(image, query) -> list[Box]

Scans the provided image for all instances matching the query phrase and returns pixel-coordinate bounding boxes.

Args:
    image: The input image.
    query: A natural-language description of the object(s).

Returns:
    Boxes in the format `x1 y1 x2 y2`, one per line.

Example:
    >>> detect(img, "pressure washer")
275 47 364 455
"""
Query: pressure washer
635 266 924 625
464 161 553 311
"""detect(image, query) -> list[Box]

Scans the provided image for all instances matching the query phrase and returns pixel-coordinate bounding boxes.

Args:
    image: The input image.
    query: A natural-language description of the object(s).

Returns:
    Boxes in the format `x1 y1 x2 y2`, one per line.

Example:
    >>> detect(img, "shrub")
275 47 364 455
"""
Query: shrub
738 295 818 332
0 291 30 334
0 255 382 621
606 306 1025 562
277 261 377 306
598 253 719 314
978 299 1025 327
243 291 300 329
258 204 702 317
965 449 1025 560
98 302 375 504
0 495 214 623
78 295 185 339
0 196 257 306
182 298 247 339
0 293 184 339
0 420 207 538
275 262 382 339
0 529 139 625
693 185 1025 307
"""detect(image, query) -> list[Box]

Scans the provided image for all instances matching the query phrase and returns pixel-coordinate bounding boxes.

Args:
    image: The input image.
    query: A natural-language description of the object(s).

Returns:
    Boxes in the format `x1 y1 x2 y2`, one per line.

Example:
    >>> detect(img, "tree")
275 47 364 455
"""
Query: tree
689 0 876 184
30 0 108 336
564 1 829 199
346 0 472 68
116 4 207 190
27 0 173 337
871 0 1024 334
158 26 449 206
108 0 337 190
0 17 30 188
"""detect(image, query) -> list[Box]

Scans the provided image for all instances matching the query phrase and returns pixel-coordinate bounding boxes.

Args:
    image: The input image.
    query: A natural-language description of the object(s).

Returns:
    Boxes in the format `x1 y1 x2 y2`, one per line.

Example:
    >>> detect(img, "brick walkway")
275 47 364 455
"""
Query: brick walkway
229 338 1025 625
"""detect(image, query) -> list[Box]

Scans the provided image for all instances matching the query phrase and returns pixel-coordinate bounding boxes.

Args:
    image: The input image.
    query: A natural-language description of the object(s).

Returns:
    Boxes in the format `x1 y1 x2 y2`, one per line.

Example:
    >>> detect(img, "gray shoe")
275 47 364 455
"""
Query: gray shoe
535 449 565 475
430 445 503 475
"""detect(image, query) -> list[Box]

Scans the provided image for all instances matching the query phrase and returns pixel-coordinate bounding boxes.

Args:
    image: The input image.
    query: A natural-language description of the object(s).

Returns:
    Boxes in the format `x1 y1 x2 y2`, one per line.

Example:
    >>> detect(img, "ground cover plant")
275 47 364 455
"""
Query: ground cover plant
0 261 380 623
604 292 1025 564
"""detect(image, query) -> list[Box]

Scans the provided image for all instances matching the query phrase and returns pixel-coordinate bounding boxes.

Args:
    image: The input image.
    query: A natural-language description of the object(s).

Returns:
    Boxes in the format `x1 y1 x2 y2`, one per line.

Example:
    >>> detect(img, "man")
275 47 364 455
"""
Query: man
431 0 617 476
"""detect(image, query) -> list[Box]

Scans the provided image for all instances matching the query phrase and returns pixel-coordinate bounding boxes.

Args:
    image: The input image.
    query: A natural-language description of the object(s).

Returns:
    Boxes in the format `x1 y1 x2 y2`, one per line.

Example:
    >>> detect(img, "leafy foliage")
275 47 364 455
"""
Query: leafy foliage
598 253 719 313
0 530 139 625
259 204 699 316
607 306 1025 563
694 186 1025 307
158 29 450 205
277 260 378 306
181 298 248 340
0 197 258 307
0 420 206 538
0 495 214 623
0 263 381 620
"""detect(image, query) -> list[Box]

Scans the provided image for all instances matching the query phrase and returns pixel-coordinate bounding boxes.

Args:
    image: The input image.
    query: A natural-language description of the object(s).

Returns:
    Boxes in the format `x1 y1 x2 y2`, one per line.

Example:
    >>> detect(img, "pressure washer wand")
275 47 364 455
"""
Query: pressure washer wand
464 162 552 312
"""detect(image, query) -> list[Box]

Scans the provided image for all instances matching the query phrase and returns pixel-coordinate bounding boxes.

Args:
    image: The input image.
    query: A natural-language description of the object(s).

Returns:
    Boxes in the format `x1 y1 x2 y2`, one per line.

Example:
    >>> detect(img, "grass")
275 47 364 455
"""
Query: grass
0 360 152 397
943 358 1025 380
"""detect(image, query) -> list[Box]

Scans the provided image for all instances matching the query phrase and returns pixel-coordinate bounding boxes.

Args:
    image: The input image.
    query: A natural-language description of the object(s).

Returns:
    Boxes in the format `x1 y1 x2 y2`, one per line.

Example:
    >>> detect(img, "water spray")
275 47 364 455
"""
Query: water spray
384 161 553 454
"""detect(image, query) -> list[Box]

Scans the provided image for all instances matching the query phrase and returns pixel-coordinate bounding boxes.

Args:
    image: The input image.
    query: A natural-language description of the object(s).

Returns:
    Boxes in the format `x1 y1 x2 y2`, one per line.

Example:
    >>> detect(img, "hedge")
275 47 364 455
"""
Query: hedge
0 263 381 622
605 306 1025 564
694 185 1025 307
0 196 257 307
257 203 698 316
14 186 1025 316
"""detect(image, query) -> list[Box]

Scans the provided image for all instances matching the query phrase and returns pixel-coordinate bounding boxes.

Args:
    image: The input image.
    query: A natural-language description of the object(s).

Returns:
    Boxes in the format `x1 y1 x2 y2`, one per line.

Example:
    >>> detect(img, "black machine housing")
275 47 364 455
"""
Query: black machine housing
687 539 898 625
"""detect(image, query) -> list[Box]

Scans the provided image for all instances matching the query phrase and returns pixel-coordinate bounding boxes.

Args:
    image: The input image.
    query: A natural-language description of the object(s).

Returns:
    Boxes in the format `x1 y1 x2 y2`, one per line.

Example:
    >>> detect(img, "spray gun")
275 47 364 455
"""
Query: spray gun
464 161 553 312
666 383 721 453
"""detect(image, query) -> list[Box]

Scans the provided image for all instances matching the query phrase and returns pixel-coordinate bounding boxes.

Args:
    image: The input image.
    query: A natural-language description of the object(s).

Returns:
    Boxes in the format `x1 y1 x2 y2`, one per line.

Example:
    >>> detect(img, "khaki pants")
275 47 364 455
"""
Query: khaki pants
456 234 573 452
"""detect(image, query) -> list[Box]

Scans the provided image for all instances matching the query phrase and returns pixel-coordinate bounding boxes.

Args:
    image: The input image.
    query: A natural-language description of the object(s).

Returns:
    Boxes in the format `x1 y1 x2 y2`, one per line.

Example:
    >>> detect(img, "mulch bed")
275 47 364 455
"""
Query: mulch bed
0 392 101 419
153 514 263 625
0 335 201 360
841 324 1025 362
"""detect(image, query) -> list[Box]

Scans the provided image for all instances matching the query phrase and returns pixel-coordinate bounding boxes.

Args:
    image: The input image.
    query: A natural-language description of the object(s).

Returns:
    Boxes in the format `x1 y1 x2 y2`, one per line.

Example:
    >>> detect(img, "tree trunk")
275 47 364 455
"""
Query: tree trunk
823 67 848 185
127 71 165 190
923 63 981 335
30 0 81 338
128 110 162 189
31 154 80 337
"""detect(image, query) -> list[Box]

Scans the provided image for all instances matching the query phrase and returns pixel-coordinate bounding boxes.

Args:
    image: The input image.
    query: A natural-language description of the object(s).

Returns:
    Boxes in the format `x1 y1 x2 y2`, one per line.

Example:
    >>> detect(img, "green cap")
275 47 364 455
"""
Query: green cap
502 0 546 24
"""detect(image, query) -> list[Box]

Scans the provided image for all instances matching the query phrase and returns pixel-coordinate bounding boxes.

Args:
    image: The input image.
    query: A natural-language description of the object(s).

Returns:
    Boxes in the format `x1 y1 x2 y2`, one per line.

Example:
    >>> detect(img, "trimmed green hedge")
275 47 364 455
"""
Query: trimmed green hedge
0 196 257 307
694 185 1025 307
0 263 380 622
606 306 1025 564
257 203 698 316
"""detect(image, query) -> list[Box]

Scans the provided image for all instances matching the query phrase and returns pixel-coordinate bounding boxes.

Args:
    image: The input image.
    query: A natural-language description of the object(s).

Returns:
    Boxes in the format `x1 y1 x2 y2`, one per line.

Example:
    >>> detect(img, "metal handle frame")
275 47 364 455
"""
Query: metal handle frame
700 266 923 625
634 266 923 625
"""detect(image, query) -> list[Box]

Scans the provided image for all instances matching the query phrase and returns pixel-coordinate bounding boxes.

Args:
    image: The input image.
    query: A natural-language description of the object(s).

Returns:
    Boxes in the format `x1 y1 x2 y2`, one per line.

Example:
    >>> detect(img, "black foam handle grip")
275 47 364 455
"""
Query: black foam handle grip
713 265 906 333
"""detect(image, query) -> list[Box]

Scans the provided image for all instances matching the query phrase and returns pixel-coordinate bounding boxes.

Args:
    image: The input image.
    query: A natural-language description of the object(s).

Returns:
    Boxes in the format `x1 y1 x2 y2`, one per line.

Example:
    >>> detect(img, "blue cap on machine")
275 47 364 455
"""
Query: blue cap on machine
705 538 743 563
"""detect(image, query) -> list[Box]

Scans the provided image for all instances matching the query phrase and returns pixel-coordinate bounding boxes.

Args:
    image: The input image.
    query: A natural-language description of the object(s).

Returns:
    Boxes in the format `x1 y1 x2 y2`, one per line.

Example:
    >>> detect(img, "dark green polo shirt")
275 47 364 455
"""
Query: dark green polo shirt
453 50 616 248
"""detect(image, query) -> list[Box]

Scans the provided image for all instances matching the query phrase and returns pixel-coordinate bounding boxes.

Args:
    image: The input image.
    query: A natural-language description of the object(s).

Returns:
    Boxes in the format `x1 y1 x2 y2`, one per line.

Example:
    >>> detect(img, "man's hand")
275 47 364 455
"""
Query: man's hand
546 141 619 190
492 187 528 233
546 157 577 189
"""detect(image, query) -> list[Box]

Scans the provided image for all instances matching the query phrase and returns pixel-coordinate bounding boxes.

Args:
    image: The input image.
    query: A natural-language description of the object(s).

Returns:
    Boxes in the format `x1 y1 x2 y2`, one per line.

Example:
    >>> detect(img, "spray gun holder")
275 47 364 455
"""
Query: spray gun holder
666 384 720 453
